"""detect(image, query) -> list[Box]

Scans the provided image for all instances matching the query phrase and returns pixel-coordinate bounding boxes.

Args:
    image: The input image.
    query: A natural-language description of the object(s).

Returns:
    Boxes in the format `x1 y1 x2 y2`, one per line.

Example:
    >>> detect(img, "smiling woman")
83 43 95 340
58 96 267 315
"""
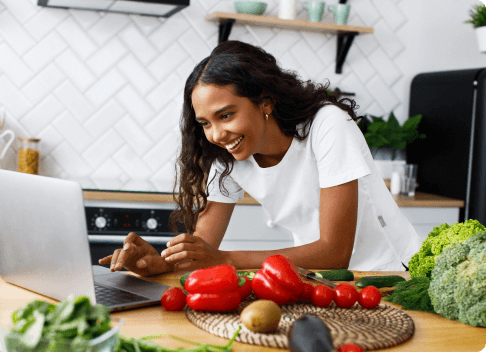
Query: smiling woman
99 40 422 275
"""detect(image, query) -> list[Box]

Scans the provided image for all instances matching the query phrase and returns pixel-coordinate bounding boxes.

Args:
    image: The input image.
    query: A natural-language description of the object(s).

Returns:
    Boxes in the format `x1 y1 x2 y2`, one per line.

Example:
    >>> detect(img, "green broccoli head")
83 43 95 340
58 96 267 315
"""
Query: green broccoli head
408 219 485 279
428 231 486 327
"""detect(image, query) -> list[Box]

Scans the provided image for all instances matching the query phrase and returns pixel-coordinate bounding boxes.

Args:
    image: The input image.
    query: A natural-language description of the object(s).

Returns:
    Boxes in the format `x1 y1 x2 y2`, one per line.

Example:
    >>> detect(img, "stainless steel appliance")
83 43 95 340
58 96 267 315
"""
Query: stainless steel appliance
85 197 181 267
407 67 486 224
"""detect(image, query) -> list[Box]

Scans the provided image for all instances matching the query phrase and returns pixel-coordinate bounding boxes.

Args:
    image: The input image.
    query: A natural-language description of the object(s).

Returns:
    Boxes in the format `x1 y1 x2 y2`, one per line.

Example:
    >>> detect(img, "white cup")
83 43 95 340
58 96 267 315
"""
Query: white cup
0 129 15 160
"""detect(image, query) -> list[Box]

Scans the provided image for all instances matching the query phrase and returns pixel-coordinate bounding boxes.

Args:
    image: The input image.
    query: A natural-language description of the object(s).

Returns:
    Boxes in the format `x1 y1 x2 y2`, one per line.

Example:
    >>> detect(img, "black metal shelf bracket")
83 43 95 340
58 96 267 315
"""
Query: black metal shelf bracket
335 32 358 74
218 19 236 43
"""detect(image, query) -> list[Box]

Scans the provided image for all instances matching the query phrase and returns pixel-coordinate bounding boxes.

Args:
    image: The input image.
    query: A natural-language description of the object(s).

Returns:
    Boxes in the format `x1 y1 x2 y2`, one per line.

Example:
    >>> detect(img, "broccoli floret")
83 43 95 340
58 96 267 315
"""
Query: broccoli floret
428 231 486 327
409 220 485 279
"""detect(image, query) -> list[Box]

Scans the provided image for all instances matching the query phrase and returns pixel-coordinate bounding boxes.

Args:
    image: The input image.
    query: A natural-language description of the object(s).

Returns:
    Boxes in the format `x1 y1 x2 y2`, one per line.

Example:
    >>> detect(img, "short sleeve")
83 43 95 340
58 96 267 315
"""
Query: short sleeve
206 161 245 203
311 106 371 188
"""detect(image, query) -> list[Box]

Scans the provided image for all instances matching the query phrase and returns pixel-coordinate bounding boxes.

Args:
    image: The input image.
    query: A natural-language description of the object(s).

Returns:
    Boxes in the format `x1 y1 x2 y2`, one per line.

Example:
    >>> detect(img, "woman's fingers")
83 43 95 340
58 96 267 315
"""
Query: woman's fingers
98 254 113 265
135 254 174 276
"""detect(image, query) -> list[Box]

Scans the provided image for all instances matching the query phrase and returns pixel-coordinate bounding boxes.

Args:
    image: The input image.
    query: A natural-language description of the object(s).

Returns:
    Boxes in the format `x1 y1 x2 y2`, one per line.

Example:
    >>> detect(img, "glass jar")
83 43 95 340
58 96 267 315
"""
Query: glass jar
18 137 40 174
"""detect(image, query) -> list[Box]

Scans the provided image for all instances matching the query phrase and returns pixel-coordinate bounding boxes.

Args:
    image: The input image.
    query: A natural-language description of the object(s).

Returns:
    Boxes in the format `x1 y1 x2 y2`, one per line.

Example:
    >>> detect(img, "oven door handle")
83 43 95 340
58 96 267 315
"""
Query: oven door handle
88 235 171 245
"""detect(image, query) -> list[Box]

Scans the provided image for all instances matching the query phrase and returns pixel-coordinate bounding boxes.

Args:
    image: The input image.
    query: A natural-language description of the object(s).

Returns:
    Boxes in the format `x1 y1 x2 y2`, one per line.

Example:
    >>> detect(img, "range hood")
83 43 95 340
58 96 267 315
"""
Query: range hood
38 0 190 17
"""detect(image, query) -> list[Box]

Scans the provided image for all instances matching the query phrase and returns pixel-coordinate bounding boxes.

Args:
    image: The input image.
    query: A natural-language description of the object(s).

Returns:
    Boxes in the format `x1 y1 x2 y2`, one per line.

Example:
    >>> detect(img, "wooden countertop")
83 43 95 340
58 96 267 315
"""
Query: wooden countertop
1 271 484 351
83 190 464 208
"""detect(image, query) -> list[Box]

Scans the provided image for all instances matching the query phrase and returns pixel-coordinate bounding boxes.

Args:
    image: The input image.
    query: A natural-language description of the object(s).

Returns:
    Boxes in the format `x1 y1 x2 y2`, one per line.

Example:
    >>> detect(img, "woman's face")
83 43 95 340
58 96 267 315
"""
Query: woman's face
191 83 270 161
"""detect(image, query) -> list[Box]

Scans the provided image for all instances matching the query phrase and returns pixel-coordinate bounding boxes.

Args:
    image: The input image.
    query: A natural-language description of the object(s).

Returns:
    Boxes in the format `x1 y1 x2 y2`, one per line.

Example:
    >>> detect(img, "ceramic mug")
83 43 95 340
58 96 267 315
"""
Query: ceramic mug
328 4 350 25
0 129 15 160
304 1 325 22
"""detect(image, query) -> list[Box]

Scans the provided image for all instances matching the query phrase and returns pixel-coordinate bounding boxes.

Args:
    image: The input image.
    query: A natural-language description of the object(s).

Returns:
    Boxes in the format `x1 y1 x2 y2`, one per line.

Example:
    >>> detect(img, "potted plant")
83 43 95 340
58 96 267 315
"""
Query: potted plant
358 111 426 179
465 3 486 53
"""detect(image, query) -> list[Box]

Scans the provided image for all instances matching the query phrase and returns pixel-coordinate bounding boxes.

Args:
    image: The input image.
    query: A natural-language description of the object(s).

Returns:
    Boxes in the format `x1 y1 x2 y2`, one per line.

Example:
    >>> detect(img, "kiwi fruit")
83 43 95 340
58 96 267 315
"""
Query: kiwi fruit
240 300 282 333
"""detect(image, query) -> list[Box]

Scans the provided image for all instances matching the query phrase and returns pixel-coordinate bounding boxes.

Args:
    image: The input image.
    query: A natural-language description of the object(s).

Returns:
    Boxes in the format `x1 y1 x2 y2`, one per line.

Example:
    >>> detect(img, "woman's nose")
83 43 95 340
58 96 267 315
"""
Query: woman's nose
211 124 227 144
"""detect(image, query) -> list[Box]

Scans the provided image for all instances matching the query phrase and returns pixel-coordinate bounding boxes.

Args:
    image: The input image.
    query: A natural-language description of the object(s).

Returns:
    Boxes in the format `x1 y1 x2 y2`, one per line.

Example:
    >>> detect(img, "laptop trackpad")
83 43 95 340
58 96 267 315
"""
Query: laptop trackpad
94 271 170 300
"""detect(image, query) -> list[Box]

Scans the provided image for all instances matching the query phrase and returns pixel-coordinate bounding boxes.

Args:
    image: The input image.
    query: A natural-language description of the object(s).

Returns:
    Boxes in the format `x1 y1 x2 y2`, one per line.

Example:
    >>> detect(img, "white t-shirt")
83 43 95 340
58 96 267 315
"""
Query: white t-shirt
206 105 422 271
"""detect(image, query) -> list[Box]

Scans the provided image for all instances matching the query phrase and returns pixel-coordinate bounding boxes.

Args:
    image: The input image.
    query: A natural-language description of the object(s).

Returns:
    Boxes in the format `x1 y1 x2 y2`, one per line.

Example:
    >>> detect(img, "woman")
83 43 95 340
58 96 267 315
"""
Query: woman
99 41 421 276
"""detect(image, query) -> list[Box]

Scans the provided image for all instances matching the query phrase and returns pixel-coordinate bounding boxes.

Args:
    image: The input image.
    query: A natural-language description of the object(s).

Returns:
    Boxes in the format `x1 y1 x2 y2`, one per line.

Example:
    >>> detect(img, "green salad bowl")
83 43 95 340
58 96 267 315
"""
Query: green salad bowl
234 1 267 15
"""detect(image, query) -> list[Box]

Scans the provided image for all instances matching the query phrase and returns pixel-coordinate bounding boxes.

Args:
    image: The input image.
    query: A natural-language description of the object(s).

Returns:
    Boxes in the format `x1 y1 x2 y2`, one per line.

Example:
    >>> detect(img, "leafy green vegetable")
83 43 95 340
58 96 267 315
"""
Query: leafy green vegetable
428 231 486 327
384 276 436 313
408 219 485 278
4 296 112 351
4 296 241 352
116 327 241 352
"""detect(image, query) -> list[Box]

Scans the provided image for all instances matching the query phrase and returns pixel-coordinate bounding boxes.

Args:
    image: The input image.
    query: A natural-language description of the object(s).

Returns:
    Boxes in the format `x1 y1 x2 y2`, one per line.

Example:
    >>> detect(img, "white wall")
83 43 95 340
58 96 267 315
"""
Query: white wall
0 0 484 191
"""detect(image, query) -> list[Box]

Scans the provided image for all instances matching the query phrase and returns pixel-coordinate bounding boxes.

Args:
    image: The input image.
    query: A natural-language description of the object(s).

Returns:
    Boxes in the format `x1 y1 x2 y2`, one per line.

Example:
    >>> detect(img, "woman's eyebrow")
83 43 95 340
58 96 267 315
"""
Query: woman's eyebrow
196 104 236 119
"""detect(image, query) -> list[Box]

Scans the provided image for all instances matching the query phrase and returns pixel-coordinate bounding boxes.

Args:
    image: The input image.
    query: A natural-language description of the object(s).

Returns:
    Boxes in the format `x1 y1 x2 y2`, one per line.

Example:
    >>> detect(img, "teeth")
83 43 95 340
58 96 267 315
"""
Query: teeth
226 136 243 150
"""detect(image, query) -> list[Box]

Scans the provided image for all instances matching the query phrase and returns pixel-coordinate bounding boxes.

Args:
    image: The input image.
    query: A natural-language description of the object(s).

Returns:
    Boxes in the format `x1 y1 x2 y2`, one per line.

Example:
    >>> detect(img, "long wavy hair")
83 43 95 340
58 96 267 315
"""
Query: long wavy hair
169 40 362 234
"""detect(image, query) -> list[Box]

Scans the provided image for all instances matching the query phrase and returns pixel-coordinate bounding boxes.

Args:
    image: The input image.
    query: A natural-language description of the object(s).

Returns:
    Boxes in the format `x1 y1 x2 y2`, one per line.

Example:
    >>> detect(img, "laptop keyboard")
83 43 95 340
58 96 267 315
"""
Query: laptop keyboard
94 283 148 306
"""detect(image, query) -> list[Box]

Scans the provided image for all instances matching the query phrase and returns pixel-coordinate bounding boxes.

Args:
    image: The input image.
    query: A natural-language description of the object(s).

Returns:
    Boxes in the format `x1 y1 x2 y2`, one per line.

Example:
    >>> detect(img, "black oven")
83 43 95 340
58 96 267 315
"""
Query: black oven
85 201 181 268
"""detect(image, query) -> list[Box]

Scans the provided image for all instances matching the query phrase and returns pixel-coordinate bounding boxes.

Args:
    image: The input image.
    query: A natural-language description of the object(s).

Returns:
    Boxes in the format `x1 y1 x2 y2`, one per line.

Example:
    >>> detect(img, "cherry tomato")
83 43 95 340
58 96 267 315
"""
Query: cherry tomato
333 283 358 309
311 284 334 307
161 287 187 311
300 283 314 302
338 343 364 352
358 285 381 309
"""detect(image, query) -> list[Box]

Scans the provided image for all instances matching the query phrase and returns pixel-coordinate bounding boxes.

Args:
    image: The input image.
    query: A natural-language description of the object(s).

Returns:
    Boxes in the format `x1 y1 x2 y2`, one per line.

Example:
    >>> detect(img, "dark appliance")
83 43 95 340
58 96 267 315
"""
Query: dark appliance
38 0 190 17
407 67 486 224
86 204 183 268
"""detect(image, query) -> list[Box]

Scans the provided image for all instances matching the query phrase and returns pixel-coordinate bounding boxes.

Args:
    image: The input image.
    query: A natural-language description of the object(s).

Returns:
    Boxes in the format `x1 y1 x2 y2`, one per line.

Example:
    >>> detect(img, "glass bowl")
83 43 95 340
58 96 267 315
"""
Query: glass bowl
0 317 124 352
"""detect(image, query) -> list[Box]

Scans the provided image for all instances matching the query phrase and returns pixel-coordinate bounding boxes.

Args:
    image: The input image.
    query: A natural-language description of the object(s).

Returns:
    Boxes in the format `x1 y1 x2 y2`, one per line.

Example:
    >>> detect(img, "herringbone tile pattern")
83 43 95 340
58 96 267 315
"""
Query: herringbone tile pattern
0 0 407 191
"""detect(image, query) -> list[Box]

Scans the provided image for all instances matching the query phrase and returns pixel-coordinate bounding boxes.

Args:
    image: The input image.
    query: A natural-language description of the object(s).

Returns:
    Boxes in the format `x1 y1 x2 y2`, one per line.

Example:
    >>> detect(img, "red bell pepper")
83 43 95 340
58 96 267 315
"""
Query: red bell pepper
251 254 303 305
184 264 241 312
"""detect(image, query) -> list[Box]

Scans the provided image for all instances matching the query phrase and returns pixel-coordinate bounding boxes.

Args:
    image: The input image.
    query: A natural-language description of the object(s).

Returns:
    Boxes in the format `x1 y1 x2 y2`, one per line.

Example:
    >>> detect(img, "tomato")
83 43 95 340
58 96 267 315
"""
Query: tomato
338 343 364 352
333 283 358 309
358 285 381 309
311 284 334 307
161 287 187 311
300 283 314 302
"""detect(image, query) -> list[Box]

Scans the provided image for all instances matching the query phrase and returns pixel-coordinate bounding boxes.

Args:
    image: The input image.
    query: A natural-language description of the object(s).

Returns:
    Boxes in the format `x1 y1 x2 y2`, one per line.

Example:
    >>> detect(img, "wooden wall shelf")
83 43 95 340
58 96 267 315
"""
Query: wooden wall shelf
205 12 374 73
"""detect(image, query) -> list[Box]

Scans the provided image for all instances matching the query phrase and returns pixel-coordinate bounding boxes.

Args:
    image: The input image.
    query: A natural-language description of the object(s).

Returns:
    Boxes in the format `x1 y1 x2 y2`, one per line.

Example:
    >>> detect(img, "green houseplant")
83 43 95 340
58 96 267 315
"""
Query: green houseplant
465 4 486 53
359 111 426 161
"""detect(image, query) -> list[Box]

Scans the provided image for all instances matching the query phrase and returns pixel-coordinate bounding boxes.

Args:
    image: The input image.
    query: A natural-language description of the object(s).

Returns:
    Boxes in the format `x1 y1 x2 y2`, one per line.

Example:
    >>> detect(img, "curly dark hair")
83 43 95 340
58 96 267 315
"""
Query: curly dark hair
169 40 362 234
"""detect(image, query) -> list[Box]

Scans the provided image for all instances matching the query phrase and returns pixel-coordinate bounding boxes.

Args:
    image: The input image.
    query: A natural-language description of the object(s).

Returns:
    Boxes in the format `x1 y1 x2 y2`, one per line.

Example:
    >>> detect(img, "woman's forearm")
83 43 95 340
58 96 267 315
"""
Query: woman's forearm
225 239 352 270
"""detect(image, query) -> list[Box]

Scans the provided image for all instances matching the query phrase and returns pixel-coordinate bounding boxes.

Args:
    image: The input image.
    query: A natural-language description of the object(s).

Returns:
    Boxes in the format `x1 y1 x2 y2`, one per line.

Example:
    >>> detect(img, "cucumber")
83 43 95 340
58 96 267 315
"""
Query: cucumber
355 275 406 288
179 271 192 287
315 269 354 281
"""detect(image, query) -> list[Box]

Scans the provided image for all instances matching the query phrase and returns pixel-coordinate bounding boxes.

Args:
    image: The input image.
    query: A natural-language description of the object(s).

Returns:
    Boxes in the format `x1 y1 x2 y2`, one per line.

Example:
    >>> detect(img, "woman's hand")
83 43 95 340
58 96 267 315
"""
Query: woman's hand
161 233 231 271
98 232 174 276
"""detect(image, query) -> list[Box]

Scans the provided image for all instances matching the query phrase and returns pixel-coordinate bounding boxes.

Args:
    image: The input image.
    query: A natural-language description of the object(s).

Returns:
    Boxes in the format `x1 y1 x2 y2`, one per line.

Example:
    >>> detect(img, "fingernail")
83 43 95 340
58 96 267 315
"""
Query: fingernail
138 260 147 268
166 242 171 247
161 250 166 258
110 263 114 270
123 243 130 251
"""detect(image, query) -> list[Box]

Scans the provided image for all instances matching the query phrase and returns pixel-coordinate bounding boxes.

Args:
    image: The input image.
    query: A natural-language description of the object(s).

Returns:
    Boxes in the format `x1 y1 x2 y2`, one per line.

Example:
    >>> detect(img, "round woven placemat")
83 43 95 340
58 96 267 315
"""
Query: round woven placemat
185 294 414 350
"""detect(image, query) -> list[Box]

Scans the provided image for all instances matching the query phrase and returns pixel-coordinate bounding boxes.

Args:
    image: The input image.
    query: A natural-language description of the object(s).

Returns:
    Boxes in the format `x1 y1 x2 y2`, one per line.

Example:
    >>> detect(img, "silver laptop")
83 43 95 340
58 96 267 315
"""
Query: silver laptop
0 169 171 311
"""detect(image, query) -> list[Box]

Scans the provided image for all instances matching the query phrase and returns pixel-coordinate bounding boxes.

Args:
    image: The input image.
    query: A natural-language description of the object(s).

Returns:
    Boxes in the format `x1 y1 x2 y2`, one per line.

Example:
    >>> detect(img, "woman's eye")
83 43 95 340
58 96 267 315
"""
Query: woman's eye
221 113 232 120
198 121 209 127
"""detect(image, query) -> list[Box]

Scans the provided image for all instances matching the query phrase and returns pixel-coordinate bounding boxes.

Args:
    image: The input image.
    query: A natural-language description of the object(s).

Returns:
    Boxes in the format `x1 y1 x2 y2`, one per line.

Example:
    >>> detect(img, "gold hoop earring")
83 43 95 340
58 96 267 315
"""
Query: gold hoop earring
265 114 269 120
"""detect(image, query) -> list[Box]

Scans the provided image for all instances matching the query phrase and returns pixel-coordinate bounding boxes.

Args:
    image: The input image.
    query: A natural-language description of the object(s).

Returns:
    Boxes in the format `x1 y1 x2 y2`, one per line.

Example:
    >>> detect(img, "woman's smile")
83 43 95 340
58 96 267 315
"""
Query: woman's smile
225 136 244 151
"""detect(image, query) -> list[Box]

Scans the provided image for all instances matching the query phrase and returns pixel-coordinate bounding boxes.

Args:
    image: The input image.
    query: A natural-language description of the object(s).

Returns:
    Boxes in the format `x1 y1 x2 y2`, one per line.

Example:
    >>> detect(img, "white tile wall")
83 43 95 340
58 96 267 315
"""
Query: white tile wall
0 0 484 192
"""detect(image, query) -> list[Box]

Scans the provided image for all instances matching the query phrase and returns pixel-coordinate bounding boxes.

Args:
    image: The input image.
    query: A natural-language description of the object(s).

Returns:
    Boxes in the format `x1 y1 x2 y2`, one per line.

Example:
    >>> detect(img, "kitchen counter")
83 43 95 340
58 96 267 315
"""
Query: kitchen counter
83 190 464 208
1 270 484 351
